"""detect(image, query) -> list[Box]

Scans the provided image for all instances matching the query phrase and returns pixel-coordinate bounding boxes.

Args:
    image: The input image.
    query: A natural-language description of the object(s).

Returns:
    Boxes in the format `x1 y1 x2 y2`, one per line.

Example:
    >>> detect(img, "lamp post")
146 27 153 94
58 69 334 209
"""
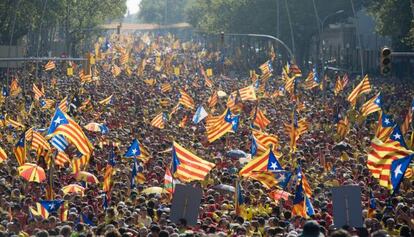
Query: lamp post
320 10 344 71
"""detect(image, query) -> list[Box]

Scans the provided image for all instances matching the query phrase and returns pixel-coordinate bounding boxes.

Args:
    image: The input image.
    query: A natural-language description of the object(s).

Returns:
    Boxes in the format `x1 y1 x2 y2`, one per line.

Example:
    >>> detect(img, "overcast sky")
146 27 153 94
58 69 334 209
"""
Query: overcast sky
126 0 140 15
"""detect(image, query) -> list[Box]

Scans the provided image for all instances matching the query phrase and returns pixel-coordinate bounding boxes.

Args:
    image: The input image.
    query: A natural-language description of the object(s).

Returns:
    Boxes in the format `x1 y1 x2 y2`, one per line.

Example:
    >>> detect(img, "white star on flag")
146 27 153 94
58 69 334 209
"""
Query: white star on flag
394 164 403 178
393 133 401 140
384 118 390 124
270 162 279 170
132 148 137 154
54 117 63 125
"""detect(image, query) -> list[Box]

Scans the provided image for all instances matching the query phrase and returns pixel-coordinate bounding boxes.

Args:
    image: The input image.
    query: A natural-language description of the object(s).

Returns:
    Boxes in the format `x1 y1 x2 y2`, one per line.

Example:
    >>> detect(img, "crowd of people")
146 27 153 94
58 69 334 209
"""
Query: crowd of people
0 33 413 237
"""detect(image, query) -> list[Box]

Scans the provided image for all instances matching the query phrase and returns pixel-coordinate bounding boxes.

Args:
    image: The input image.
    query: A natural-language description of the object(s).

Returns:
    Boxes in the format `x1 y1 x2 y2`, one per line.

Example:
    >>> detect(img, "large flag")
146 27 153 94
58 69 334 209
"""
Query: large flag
32 83 45 100
14 133 26 166
205 109 234 143
151 112 167 129
47 108 93 156
367 138 414 190
239 85 257 101
401 100 414 135
360 93 382 117
178 89 195 109
252 130 279 148
239 149 283 176
252 107 271 130
192 105 208 124
347 75 371 106
376 112 395 142
208 91 218 108
172 142 215 182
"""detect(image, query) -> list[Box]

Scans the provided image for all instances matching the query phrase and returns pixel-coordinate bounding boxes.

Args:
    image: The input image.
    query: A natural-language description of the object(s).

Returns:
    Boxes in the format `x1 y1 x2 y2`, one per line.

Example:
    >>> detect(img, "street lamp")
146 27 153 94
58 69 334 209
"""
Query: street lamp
320 9 344 71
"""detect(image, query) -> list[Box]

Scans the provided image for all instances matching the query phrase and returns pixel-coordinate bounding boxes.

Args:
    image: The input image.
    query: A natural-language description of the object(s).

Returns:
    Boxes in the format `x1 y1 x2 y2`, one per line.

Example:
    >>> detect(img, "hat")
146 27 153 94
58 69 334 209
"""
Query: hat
300 221 324 237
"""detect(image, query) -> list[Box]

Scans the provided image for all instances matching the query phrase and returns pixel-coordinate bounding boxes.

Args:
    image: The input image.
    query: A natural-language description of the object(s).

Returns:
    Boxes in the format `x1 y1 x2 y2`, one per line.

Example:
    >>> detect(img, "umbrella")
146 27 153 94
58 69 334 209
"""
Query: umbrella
217 90 227 97
226 149 247 159
75 171 99 184
142 187 168 195
62 184 85 195
18 163 46 183
213 184 235 193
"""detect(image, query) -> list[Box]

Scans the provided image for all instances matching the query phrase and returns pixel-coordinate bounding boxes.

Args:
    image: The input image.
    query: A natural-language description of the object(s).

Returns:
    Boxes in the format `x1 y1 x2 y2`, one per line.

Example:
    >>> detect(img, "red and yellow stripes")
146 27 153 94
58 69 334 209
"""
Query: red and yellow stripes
205 109 233 143
173 142 215 182
151 112 166 129
239 149 272 176
178 89 195 109
253 108 271 130
347 75 371 107
239 85 257 101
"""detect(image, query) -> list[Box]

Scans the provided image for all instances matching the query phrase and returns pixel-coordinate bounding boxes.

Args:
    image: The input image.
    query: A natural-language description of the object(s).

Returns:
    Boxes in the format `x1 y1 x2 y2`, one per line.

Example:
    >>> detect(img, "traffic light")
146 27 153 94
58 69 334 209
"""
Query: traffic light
380 47 392 75
220 32 224 45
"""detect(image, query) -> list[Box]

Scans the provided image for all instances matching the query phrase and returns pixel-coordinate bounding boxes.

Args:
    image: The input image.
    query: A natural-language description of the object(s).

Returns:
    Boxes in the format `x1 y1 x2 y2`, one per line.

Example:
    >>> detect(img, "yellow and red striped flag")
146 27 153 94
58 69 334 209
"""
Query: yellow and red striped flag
58 96 68 113
172 142 215 182
30 203 49 219
151 112 167 129
336 117 350 139
161 83 172 93
239 148 276 176
0 146 7 163
119 53 129 65
179 115 188 128
252 107 271 130
13 134 26 166
376 112 395 142
208 91 218 108
79 70 92 83
178 89 195 109
111 65 121 77
360 93 382 117
347 75 371 107
29 131 51 152
55 152 70 167
32 83 45 100
252 130 279 149
10 78 21 96
239 85 257 101
205 109 233 143
247 171 279 189
44 61 56 71
401 100 414 135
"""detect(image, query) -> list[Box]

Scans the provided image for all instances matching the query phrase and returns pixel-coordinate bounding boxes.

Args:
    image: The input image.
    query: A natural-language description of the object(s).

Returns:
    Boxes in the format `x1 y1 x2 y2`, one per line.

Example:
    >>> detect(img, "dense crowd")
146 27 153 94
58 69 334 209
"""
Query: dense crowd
0 33 413 237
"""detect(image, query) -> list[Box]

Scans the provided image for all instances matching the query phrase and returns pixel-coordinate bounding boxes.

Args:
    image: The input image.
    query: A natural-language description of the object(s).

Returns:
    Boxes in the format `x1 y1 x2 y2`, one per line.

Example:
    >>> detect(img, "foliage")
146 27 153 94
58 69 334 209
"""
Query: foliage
0 0 127 55
138 0 189 24
364 0 413 50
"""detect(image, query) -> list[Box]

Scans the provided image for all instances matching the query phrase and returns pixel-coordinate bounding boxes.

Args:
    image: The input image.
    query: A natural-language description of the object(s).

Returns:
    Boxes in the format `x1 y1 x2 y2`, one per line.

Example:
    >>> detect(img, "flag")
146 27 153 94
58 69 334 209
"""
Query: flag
47 108 93 156
205 109 233 143
239 85 257 101
304 67 319 90
390 154 413 192
14 133 26 166
239 149 283 176
103 150 116 192
284 75 296 95
10 78 21 96
284 111 308 152
292 180 306 217
131 157 145 188
200 65 213 88
79 70 92 83
111 65 121 77
252 107 271 130
80 213 94 226
44 61 56 71
151 112 167 129
58 96 68 113
5 116 25 129
39 200 64 213
2 85 9 97
389 125 407 148
336 117 350 139
164 168 176 194
179 115 188 128
252 130 279 149
259 60 273 76
208 91 218 108
50 134 69 152
226 92 237 110
192 106 208 124
367 138 414 189
124 139 142 157
334 74 349 95
29 131 51 152
401 100 414 135
248 171 280 189
98 95 114 105
178 89 195 109
169 103 181 117
55 152 70 167
161 83 172 93
0 146 7 163
235 180 245 215
305 196 315 217
288 62 302 77
376 112 396 142
231 115 240 132
297 167 312 197
30 203 49 219
119 52 129 65
40 99 55 109
59 201 69 221
360 92 382 117
347 75 371 106
33 84 45 100
172 142 215 182
368 190 376 217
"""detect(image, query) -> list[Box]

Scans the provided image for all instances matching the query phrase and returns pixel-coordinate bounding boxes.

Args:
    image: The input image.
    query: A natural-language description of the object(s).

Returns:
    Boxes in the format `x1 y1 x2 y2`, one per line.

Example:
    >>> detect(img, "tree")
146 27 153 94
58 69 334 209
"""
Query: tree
139 0 189 24
364 0 413 50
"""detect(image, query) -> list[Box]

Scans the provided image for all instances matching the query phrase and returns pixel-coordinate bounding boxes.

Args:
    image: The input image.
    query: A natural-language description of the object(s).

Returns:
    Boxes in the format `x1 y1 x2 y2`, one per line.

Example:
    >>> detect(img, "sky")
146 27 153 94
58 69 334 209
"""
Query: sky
126 0 140 15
